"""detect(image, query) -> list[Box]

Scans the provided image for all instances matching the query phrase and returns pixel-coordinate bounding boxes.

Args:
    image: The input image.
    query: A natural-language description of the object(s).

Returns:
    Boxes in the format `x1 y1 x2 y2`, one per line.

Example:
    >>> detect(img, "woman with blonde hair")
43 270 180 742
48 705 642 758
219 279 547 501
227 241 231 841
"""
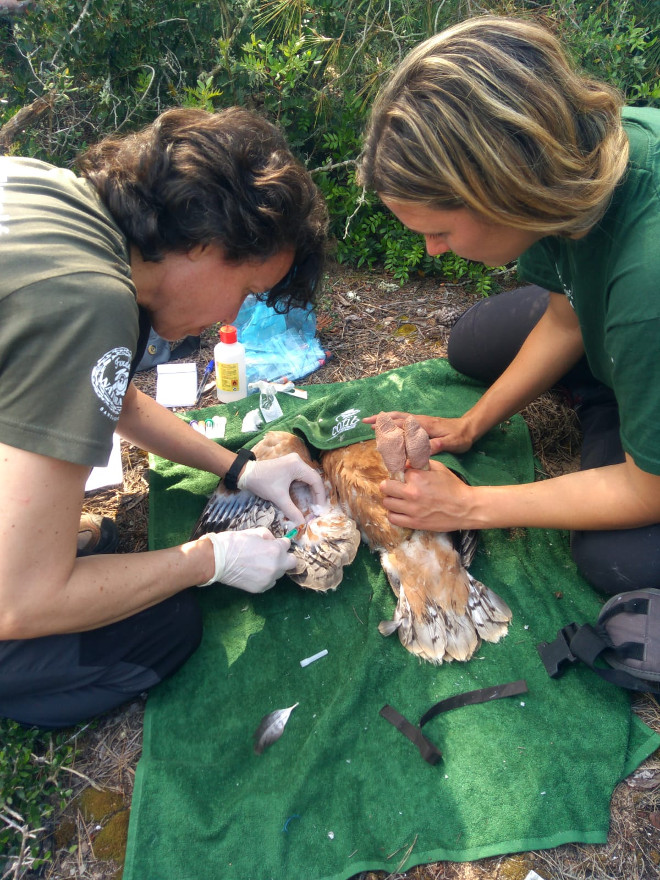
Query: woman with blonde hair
360 15 660 595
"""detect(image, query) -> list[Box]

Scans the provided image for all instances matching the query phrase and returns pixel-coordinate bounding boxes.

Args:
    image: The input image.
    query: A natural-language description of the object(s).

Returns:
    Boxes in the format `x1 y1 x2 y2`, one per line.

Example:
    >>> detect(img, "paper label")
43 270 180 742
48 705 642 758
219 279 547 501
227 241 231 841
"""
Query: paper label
217 363 240 393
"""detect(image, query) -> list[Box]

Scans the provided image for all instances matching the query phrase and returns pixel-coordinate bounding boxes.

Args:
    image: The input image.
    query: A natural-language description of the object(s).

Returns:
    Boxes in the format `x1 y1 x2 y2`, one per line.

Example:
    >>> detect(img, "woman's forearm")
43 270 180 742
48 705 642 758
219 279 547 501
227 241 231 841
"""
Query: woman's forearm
0 440 217 640
461 292 584 443
3 540 214 639
386 454 660 534
468 460 660 531
117 383 236 477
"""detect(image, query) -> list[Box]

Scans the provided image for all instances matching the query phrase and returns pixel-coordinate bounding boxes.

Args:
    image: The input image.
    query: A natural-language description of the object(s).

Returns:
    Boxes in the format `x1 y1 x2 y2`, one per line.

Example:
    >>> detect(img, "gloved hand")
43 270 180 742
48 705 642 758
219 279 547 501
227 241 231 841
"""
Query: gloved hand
238 453 327 523
197 527 296 592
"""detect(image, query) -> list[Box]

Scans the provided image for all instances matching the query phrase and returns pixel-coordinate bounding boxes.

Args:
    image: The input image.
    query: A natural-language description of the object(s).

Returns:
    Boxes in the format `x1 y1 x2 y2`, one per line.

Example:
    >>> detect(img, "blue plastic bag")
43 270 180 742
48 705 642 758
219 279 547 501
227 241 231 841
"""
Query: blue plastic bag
233 296 328 387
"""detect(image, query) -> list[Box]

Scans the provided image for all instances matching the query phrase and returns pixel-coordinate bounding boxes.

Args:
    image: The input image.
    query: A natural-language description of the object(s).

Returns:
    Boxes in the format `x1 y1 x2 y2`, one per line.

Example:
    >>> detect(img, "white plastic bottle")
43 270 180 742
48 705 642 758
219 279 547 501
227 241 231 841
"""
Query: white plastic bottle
214 325 247 403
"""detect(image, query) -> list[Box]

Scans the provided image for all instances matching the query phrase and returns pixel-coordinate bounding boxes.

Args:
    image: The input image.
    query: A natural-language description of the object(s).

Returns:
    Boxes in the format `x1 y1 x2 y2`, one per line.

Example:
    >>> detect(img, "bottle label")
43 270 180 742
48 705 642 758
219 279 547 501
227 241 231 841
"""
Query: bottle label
217 363 240 393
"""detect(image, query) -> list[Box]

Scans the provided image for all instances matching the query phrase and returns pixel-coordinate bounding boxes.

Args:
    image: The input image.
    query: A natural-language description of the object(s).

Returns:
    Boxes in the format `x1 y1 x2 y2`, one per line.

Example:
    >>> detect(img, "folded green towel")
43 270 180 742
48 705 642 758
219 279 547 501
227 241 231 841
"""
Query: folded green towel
125 359 659 880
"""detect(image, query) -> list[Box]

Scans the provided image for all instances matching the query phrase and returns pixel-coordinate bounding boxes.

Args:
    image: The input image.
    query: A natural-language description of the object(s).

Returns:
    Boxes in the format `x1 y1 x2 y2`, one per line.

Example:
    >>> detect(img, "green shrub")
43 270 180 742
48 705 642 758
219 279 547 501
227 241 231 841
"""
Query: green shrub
1 1 657 287
0 718 81 874
545 0 660 103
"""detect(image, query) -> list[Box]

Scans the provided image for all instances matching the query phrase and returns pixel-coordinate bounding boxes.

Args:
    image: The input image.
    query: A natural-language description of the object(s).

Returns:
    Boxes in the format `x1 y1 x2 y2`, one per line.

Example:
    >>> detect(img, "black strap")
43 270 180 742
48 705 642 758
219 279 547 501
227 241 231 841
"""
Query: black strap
419 679 528 727
569 624 660 693
379 705 442 765
537 624 580 678
223 448 257 491
598 596 649 625
539 623 660 694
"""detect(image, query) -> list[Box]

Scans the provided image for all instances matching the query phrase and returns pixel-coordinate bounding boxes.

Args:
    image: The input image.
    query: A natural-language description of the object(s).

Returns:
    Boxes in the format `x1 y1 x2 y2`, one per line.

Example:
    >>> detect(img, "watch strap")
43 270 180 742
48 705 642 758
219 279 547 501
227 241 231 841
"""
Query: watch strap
224 447 256 491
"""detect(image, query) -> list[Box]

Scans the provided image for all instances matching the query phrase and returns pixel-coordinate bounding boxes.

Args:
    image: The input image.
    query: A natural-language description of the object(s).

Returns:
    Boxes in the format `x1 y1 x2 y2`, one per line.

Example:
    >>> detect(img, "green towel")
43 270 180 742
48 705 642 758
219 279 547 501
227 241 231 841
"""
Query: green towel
124 359 659 880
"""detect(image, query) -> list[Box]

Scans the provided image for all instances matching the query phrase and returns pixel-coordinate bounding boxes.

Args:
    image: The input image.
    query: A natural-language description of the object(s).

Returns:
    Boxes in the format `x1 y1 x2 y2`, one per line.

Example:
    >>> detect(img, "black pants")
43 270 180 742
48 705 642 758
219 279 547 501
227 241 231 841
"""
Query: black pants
447 285 660 596
0 591 202 728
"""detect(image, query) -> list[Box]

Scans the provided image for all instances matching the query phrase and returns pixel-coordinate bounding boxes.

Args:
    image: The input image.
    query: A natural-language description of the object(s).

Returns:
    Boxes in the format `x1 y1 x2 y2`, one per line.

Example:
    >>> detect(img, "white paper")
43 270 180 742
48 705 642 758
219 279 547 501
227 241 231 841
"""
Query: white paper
156 362 198 407
85 433 123 492
242 409 264 432
273 382 308 399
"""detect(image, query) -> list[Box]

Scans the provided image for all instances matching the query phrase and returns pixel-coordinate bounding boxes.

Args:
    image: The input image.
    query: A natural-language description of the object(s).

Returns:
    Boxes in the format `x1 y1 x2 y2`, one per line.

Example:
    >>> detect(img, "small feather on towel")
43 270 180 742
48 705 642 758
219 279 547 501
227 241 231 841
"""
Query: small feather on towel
253 703 299 754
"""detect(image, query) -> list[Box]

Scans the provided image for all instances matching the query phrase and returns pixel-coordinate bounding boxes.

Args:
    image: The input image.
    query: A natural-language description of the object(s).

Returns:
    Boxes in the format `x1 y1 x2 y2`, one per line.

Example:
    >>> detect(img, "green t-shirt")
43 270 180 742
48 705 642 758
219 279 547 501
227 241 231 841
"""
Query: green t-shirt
518 106 660 475
0 157 140 467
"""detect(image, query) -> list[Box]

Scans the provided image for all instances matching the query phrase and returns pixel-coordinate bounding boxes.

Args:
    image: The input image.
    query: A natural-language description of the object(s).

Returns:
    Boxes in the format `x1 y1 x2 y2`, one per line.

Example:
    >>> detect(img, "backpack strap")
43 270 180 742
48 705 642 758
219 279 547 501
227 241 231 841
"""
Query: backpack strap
538 615 660 694
537 624 580 678
598 595 650 626
568 623 657 692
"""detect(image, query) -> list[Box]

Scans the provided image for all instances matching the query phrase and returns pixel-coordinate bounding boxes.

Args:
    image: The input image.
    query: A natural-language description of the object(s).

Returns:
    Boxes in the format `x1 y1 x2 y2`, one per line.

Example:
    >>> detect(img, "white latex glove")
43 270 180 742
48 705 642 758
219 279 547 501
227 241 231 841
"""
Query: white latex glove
237 453 326 523
197 527 296 592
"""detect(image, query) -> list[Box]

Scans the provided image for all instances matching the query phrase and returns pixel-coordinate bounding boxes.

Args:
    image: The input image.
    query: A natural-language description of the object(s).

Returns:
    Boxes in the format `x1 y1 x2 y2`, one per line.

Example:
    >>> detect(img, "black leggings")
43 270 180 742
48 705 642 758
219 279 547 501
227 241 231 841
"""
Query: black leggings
0 591 202 728
448 285 660 596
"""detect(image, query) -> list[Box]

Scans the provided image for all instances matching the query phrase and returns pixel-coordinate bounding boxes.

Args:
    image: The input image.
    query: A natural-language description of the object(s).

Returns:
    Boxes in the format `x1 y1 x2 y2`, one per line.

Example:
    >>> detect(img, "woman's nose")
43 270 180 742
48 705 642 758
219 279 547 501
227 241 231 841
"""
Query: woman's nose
424 236 450 257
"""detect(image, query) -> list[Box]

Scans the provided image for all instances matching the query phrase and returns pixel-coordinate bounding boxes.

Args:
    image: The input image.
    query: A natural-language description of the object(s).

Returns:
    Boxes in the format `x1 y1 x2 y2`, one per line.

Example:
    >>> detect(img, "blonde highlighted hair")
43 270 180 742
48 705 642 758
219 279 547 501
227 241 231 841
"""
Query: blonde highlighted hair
358 16 629 236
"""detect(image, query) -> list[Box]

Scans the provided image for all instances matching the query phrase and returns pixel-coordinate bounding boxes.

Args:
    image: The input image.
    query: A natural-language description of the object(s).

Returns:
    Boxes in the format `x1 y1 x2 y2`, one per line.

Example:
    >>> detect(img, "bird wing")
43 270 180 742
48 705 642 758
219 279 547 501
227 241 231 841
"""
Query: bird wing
291 507 360 591
190 486 279 540
322 440 411 551
251 431 314 465
191 431 360 592
386 531 470 616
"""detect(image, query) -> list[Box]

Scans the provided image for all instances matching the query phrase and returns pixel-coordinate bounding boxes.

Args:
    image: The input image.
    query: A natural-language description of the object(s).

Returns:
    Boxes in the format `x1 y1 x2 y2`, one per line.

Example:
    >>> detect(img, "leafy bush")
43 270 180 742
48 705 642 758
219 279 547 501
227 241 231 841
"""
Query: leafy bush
0 0 657 288
0 718 80 876
544 0 660 103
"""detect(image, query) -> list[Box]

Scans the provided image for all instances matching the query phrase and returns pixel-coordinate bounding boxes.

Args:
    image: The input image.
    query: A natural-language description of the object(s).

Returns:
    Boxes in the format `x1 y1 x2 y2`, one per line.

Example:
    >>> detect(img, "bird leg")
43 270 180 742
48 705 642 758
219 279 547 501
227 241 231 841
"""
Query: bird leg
375 412 432 480
374 412 406 481
402 416 431 470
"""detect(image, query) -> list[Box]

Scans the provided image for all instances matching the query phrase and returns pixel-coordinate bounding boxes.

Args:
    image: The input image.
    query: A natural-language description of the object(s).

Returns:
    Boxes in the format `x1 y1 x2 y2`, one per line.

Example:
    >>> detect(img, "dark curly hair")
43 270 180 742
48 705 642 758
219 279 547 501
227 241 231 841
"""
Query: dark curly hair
77 107 328 310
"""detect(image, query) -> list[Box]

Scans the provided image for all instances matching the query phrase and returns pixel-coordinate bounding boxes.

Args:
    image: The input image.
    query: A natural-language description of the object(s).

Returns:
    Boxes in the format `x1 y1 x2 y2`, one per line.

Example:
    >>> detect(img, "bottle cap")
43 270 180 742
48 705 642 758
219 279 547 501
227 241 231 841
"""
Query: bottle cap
219 325 237 344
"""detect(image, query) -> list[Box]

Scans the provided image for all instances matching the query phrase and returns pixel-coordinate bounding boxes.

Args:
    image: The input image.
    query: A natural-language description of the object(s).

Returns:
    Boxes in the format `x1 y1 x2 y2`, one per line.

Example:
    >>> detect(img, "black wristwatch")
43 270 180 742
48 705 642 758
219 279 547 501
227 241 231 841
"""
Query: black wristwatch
223 448 256 491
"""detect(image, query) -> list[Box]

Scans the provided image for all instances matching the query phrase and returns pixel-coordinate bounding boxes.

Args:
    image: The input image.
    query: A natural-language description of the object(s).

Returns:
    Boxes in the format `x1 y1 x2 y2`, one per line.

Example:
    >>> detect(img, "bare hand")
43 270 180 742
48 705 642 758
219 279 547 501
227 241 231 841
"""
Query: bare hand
379 461 474 532
363 411 475 455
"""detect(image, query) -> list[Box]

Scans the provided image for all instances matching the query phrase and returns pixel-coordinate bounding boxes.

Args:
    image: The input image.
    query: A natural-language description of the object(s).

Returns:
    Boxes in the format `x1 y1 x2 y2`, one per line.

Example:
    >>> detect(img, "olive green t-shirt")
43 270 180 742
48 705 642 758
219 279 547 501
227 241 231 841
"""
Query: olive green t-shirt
0 157 140 467
518 106 660 475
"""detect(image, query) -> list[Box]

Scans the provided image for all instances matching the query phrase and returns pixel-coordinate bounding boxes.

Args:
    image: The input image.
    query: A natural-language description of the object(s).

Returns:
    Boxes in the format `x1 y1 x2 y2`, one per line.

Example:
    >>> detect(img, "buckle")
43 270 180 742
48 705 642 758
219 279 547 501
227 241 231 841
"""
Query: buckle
537 623 580 678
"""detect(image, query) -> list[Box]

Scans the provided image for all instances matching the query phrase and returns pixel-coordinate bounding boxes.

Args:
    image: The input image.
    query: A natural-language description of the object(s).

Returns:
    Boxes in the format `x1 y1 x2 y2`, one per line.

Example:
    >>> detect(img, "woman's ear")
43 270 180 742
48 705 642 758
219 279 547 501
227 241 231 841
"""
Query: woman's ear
186 243 208 261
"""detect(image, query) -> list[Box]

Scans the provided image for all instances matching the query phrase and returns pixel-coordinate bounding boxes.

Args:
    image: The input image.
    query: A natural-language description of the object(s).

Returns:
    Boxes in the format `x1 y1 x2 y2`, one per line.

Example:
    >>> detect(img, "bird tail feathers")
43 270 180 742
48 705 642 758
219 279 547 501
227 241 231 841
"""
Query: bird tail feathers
467 572 512 644
378 548 511 664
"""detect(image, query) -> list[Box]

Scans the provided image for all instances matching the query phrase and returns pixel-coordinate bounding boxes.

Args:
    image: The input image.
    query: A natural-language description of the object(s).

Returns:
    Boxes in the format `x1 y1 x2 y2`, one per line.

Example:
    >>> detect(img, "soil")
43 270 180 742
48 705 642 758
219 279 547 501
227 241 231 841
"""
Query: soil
37 263 659 880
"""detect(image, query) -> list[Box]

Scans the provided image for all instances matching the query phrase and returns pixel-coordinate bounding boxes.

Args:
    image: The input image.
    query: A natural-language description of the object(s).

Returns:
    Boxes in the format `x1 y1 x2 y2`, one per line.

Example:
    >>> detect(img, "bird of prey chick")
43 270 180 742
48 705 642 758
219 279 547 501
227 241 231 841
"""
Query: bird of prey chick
322 413 512 664
191 431 360 592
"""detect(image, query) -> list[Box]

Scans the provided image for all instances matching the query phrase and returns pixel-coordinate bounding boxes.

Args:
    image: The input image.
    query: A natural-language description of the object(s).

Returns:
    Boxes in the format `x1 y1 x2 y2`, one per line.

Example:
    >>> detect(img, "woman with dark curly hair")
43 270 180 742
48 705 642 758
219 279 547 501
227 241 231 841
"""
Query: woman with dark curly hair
0 107 328 727
360 16 660 596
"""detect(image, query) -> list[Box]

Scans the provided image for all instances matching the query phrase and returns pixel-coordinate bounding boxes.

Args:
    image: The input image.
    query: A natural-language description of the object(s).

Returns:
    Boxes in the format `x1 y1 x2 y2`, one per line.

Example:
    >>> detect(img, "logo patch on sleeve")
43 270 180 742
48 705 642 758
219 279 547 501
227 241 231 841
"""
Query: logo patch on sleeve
91 347 132 420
